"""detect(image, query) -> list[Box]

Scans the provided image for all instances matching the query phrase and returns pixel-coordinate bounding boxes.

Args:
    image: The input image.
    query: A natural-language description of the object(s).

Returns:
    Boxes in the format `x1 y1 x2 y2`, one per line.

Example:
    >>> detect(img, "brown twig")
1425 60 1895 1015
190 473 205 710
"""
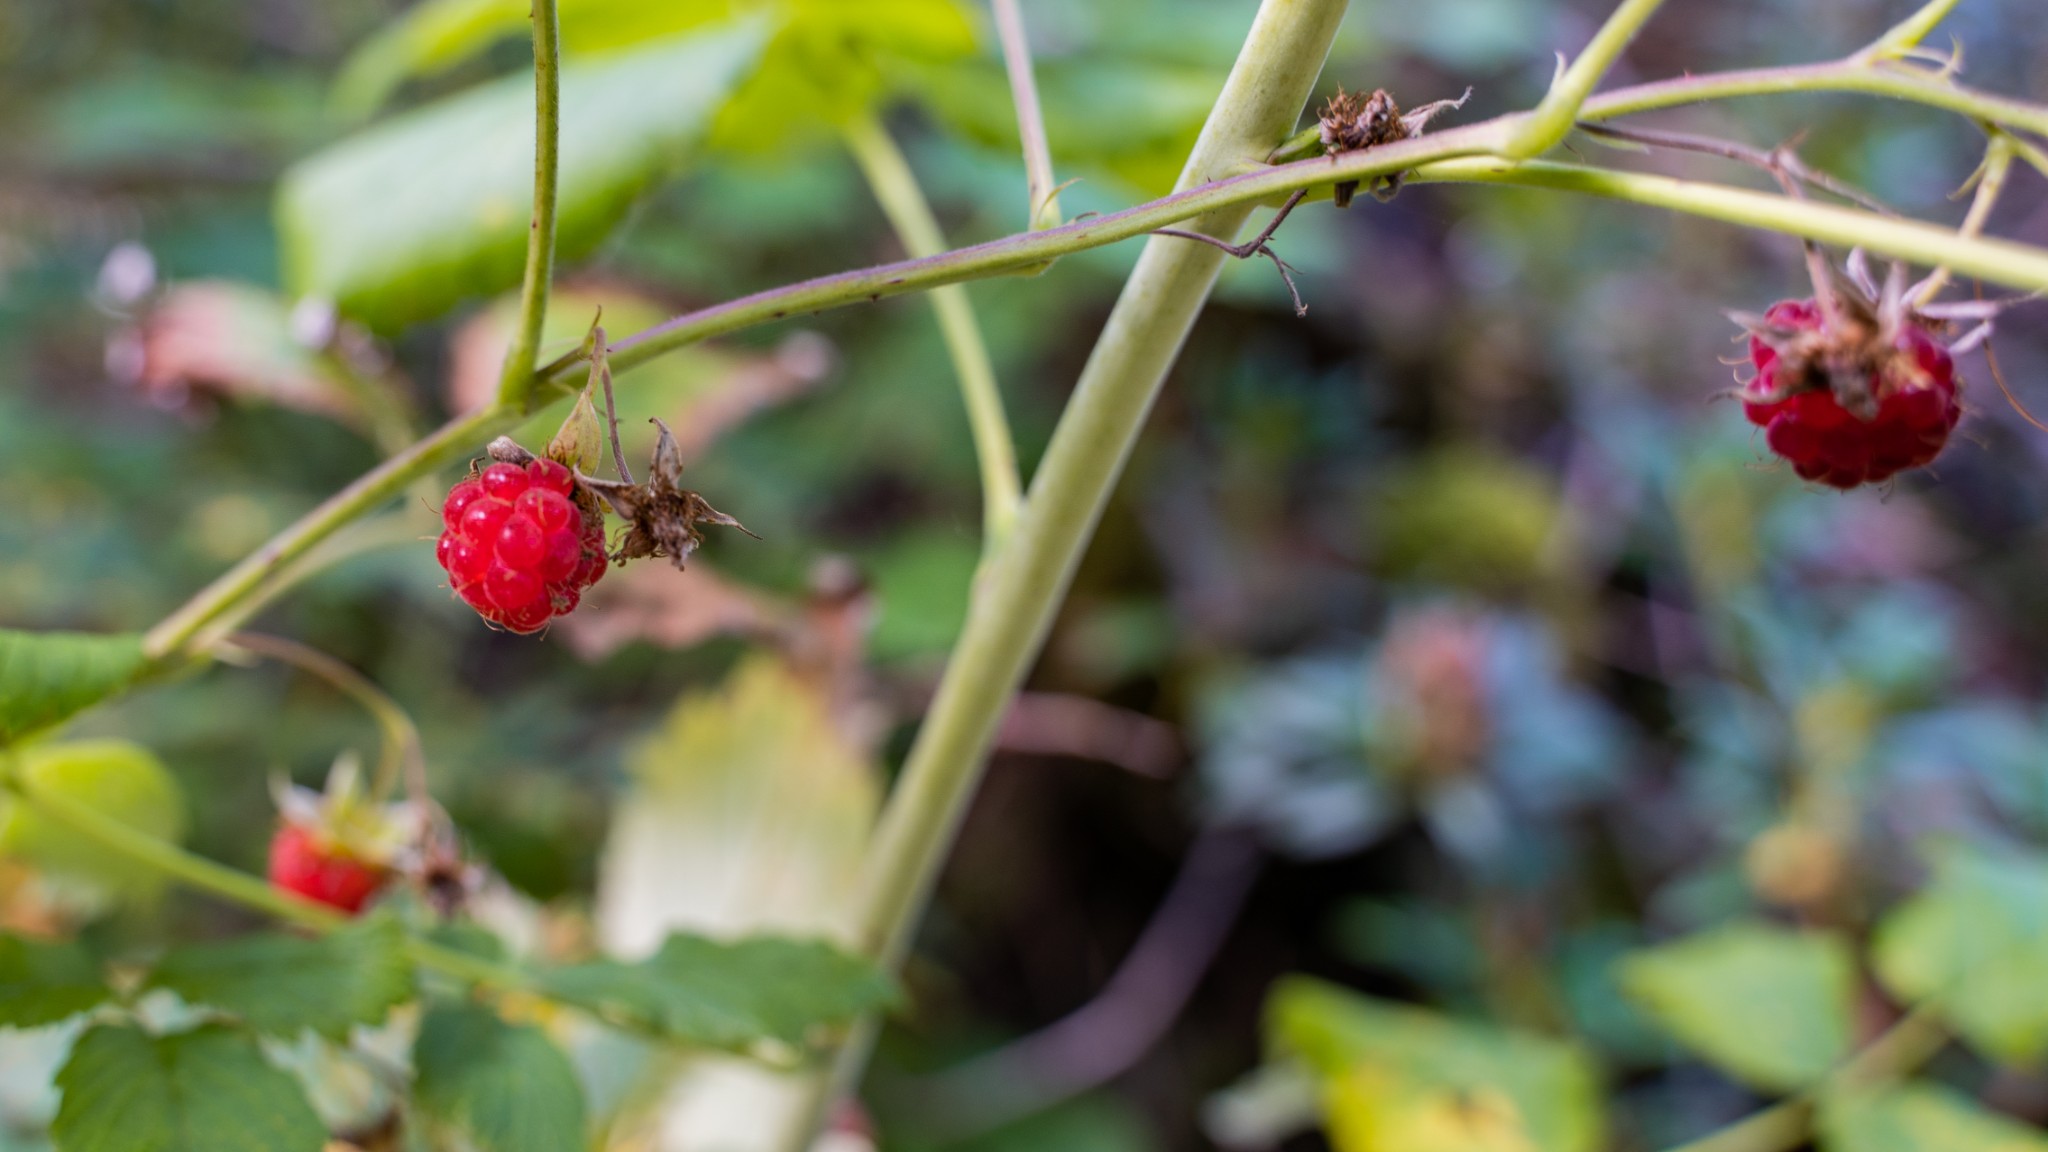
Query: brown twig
1155 189 1311 316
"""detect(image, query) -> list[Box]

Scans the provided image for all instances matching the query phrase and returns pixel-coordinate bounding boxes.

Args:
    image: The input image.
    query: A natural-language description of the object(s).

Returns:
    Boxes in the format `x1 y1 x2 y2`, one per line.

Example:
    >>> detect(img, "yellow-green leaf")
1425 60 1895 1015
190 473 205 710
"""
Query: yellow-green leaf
1820 1083 2048 1152
1874 846 2048 1065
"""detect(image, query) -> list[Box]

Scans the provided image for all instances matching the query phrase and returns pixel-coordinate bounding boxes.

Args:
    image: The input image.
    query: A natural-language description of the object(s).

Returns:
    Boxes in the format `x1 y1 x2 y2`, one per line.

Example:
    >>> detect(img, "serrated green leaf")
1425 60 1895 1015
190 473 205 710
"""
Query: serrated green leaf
1819 1083 2048 1152
52 1023 326 1152
145 914 414 1041
1873 846 2048 1065
541 933 895 1052
0 631 147 747
1619 921 1854 1093
0 935 108 1029
413 1003 586 1152
1268 977 1602 1152
279 20 768 330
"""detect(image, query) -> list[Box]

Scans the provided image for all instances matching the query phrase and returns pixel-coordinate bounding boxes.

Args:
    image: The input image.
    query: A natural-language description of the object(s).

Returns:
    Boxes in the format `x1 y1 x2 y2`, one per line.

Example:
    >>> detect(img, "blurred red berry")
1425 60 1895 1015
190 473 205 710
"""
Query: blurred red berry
436 458 607 633
1739 297 1962 489
268 822 390 914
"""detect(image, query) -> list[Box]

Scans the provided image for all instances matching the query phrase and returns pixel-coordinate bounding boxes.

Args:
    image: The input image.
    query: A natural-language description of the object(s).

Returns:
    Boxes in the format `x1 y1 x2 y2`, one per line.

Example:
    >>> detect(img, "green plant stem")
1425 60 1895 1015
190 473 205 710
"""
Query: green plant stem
774 1 1355 1144
844 113 1024 550
1860 0 1966 60
1917 132 2015 306
1408 155 2048 286
1660 1006 1948 1152
495 0 562 410
1504 0 1668 157
142 403 511 659
0 760 537 995
989 0 1061 229
218 632 427 807
143 55 2048 665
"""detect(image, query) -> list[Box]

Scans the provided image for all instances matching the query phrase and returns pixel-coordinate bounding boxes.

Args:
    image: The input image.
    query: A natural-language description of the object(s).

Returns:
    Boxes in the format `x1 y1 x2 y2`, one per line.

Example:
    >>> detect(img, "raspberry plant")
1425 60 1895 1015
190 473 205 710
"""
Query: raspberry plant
5 0 2048 1150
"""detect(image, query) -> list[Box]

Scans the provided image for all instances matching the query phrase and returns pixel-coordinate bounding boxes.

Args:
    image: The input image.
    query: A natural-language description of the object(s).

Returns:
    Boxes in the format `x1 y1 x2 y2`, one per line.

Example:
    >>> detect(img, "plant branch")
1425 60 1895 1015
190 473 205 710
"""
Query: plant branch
217 632 428 808
1917 131 2016 305
1408 155 2048 288
142 403 512 660
1859 0 1966 61
781 1 1355 1145
1504 0 1668 158
142 55 2048 665
845 113 1024 549
494 0 562 411
990 0 1062 230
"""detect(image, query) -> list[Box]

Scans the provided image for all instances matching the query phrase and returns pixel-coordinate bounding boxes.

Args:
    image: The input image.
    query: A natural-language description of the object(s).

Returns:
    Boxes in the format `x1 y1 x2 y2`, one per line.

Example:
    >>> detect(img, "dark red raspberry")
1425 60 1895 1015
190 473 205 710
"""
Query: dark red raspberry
268 821 390 914
1740 298 1961 489
436 457 606 633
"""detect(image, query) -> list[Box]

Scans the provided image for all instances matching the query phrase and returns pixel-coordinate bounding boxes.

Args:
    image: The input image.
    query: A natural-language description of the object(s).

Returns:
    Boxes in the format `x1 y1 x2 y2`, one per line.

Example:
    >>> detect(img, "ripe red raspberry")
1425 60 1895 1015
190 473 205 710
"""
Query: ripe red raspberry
1739 298 1961 489
436 457 607 633
268 821 391 914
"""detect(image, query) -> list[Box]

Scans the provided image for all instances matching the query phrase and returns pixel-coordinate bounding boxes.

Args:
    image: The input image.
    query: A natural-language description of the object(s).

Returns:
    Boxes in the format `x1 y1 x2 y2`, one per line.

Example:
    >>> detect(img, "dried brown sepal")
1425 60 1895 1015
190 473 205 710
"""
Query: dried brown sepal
485 436 536 466
1317 86 1472 206
577 418 752 570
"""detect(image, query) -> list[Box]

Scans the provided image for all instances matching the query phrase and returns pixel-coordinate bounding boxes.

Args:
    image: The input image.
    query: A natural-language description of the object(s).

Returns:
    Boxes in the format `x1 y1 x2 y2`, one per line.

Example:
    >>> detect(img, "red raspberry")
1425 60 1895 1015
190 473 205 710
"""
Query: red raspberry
1740 298 1961 489
435 457 607 633
268 822 390 914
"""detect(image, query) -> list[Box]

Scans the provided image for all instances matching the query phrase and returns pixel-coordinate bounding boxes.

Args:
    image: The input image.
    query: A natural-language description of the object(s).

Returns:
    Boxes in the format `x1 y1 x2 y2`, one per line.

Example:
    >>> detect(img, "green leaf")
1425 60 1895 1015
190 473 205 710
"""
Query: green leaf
413 1002 586 1152
0 631 147 746
145 914 414 1041
52 1023 326 1152
540 933 895 1053
1268 976 1603 1152
0 934 109 1028
278 20 769 331
1873 846 2048 1064
1619 921 1854 1093
0 740 187 899
1819 1083 2048 1152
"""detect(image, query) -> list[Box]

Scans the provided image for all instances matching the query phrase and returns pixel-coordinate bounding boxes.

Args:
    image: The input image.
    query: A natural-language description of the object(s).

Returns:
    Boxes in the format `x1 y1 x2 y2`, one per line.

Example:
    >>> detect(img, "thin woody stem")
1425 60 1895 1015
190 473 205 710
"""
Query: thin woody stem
990 0 1062 230
1916 133 2015 306
494 0 562 411
218 632 428 809
1156 189 1311 315
591 328 635 485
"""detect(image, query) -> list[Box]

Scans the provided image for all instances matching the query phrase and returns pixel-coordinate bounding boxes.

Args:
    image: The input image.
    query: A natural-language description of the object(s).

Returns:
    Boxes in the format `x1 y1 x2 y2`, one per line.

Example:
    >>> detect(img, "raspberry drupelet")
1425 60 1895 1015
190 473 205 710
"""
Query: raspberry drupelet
436 458 607 633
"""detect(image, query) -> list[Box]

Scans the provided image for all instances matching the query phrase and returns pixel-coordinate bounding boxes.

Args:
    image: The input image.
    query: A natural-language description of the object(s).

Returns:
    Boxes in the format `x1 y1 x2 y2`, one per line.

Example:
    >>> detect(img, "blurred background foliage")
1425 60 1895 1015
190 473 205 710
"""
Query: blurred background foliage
4 0 2048 1149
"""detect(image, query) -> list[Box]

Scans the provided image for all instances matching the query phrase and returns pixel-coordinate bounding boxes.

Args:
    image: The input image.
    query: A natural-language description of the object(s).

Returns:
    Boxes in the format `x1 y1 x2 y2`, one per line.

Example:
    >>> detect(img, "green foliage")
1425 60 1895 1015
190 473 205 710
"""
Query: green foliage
1619 921 1854 1093
412 1002 587 1152
145 914 414 1041
52 1024 326 1152
0 631 148 747
1268 976 1603 1152
1818 1083 2048 1152
0 935 108 1029
0 740 187 898
1874 846 2048 1066
541 932 896 1052
1370 449 1563 597
278 21 769 330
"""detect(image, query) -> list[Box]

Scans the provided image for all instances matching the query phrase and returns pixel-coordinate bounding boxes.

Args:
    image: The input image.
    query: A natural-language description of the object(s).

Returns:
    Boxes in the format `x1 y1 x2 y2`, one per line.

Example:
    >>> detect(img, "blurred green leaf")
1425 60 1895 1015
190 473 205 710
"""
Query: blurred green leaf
413 1003 586 1152
0 740 186 900
0 936 108 1029
53 1024 326 1152
1874 846 2048 1065
596 654 878 949
1619 921 1854 1093
1371 449 1562 597
279 21 769 330
1819 1083 2048 1152
540 932 895 1052
0 631 148 746
145 914 414 1041
1268 977 1602 1152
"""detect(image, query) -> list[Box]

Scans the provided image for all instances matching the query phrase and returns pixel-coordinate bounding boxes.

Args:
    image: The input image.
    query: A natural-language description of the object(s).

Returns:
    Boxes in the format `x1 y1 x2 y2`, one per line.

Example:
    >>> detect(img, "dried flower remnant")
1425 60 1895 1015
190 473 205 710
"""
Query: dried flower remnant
1317 86 1472 206
578 418 752 569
